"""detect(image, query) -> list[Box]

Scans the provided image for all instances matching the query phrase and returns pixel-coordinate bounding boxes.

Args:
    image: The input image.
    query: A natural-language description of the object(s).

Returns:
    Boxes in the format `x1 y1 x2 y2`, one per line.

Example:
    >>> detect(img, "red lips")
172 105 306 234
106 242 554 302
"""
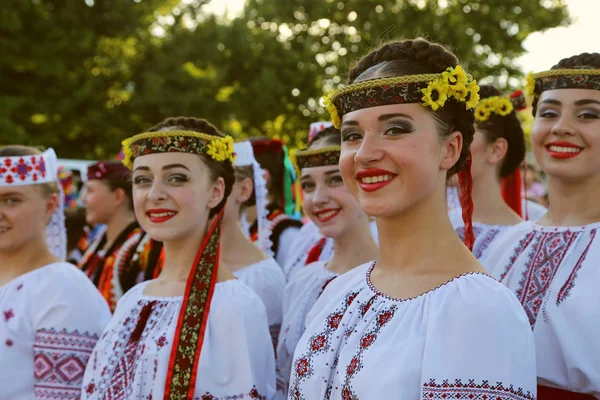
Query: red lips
314 208 341 223
355 169 397 192
545 141 584 159
146 208 177 223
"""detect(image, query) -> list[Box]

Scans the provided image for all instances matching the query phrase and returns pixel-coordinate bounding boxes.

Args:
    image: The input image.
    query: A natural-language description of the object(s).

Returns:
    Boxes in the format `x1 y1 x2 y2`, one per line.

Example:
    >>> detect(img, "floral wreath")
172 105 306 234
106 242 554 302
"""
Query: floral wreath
121 130 235 169
474 96 514 122
324 65 480 128
526 68 600 101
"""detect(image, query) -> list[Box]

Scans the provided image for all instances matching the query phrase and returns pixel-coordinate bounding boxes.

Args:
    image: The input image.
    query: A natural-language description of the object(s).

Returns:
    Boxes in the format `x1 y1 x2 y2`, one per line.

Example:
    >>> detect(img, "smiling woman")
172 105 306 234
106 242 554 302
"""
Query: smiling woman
0 145 110 400
482 52 600 399
288 38 537 400
80 117 275 400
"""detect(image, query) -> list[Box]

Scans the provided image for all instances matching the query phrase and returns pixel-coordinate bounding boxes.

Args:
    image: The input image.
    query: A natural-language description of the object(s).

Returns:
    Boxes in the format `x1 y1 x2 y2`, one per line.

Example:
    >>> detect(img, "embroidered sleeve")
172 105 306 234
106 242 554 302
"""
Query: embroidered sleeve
33 329 99 399
420 279 537 400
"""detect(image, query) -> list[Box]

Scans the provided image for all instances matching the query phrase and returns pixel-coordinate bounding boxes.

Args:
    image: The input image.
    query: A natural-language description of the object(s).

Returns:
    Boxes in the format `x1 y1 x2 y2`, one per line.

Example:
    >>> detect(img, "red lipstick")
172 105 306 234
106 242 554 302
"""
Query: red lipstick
314 208 341 223
545 141 584 159
355 168 397 192
146 208 177 223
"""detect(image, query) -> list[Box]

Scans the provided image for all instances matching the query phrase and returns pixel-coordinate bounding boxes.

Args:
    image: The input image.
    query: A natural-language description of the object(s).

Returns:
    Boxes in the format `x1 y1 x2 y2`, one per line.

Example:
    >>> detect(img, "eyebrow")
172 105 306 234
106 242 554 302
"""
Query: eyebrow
575 99 600 106
325 169 340 175
132 164 191 173
0 192 24 197
341 120 359 127
378 113 414 121
540 99 561 106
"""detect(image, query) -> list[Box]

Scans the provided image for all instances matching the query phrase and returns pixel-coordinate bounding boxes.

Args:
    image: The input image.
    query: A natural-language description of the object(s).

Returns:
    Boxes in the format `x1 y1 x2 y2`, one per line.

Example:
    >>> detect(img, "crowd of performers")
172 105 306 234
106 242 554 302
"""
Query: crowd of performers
0 37 598 399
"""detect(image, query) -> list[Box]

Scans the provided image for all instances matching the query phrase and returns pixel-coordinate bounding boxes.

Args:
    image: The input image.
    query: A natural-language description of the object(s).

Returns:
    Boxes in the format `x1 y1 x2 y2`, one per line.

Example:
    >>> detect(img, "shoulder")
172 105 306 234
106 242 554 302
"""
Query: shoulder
316 262 371 302
235 258 285 283
211 280 268 322
479 221 536 272
34 262 103 297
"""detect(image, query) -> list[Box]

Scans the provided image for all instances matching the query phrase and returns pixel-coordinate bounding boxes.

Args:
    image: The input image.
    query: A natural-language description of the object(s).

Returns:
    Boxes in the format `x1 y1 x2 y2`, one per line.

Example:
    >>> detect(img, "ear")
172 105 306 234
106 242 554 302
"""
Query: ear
237 177 254 204
207 176 226 210
488 137 508 166
113 187 127 208
45 193 59 224
440 131 463 171
262 168 271 185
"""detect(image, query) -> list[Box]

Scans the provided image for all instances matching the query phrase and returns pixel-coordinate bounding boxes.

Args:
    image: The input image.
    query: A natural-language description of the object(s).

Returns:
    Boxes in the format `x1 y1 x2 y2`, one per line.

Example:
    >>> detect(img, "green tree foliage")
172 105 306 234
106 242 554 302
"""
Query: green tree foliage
0 0 568 158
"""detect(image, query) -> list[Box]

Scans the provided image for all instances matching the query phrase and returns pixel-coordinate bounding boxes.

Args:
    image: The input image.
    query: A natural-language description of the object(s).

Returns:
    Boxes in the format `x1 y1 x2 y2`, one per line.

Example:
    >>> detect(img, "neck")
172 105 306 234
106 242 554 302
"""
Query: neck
104 208 136 248
540 174 600 226
377 184 465 273
471 173 521 225
219 213 266 271
160 224 208 282
328 214 378 275
0 235 57 284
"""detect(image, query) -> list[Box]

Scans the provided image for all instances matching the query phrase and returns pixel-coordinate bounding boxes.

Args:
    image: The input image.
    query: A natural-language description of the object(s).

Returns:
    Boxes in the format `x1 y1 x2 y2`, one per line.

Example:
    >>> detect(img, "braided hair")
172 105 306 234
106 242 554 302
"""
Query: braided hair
307 126 341 149
532 52 600 114
348 38 476 249
147 117 235 219
477 85 526 179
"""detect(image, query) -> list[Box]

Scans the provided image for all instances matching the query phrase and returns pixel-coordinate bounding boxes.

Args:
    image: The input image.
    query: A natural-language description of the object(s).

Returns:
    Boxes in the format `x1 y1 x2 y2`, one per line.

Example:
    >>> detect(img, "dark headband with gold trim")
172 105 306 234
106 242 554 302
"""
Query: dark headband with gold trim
325 65 480 128
526 68 600 100
295 146 340 169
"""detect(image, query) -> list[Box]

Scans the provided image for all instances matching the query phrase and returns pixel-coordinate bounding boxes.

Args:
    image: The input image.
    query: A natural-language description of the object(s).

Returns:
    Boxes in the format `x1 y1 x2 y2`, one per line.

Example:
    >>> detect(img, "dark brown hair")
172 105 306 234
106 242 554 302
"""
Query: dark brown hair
307 126 341 149
147 117 235 218
249 137 285 211
348 38 476 249
532 52 600 115
476 85 526 178
0 145 59 197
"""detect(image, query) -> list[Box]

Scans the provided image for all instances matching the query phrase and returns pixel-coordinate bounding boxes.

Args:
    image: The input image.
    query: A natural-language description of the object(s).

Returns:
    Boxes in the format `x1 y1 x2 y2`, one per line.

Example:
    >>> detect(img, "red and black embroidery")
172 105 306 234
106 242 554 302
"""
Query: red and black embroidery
131 135 212 161
199 386 265 399
295 148 340 169
532 69 600 98
33 329 100 399
422 378 535 400
557 229 596 305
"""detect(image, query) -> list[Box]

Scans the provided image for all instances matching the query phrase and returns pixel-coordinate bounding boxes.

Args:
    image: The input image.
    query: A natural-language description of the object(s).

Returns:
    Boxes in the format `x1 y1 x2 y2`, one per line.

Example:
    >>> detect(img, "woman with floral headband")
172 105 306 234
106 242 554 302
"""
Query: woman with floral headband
449 85 527 259
288 38 536 399
250 138 303 267
276 126 377 397
79 160 142 311
220 140 285 348
81 117 275 399
482 53 600 399
0 145 110 399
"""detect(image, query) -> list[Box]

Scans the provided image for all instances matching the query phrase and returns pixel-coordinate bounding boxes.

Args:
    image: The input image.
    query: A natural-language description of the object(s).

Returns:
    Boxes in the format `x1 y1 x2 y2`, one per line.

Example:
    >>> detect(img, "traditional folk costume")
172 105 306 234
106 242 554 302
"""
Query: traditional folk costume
482 67 600 399
81 130 275 400
250 139 303 267
0 149 111 399
78 162 141 312
232 141 285 347
288 66 537 399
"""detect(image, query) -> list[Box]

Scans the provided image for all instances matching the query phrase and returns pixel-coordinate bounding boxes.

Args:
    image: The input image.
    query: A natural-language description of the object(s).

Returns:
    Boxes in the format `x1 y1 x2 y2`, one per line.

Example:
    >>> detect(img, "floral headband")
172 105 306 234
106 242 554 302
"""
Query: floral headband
325 65 480 128
475 90 529 123
526 68 600 101
121 130 235 169
294 146 341 169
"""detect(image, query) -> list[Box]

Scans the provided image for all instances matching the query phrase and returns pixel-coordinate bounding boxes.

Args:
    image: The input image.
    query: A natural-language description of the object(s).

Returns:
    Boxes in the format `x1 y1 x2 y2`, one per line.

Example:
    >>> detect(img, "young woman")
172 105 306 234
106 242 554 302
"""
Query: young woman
0 145 110 399
220 140 285 346
288 38 536 399
81 117 275 399
483 53 600 398
276 126 378 396
250 138 303 267
79 161 141 310
449 85 526 259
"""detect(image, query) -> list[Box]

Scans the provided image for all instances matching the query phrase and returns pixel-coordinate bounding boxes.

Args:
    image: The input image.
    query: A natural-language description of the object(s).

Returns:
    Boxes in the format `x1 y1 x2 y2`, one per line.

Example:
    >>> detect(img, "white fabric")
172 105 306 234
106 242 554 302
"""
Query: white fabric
522 200 547 221
276 261 337 397
0 262 111 400
449 209 513 260
234 141 272 256
233 258 285 347
288 262 537 399
275 226 301 268
482 221 600 397
446 186 461 211
81 279 276 399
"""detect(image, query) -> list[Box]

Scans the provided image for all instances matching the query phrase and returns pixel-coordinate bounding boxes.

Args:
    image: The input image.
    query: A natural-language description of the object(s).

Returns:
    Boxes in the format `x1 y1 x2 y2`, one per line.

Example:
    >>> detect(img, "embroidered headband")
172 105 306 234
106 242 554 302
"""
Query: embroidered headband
0 148 66 260
325 65 480 128
87 160 130 181
526 68 600 100
295 146 341 169
121 130 235 169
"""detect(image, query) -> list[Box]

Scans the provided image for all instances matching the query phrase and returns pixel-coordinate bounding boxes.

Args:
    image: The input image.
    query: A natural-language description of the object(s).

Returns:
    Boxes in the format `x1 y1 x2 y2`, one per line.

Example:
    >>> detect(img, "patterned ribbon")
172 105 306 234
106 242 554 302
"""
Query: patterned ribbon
163 212 223 400
295 147 341 169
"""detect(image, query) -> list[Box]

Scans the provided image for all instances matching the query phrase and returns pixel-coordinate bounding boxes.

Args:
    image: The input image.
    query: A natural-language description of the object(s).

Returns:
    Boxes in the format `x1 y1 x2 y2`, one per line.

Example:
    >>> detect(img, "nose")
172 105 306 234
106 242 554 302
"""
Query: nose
147 180 167 203
354 132 384 165
312 182 330 207
551 115 576 137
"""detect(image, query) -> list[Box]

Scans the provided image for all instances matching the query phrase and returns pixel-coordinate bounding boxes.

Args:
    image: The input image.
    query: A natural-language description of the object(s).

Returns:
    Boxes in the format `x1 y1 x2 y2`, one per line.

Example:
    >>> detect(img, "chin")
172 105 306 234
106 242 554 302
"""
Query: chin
317 224 342 239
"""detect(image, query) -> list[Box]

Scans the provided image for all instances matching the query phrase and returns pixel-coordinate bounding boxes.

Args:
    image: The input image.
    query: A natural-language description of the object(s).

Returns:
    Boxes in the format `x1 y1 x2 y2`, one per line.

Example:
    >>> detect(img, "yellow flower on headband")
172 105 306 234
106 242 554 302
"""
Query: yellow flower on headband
475 106 491 122
121 138 134 169
497 98 512 116
525 72 536 98
464 80 480 110
324 95 341 128
443 65 469 96
421 80 450 111
207 136 235 163
474 96 513 122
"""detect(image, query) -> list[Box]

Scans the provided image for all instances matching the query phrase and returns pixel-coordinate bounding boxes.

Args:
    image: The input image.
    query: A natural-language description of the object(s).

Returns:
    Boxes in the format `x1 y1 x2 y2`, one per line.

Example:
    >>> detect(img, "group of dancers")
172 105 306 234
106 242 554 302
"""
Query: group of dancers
0 37 598 399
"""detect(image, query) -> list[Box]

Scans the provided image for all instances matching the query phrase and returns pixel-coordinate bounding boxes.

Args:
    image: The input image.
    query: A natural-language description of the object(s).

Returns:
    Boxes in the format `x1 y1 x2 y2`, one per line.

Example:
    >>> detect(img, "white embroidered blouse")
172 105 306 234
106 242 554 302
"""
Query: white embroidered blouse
276 261 338 397
81 279 276 400
449 209 514 259
0 262 111 400
288 262 537 400
482 221 600 397
233 258 285 347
